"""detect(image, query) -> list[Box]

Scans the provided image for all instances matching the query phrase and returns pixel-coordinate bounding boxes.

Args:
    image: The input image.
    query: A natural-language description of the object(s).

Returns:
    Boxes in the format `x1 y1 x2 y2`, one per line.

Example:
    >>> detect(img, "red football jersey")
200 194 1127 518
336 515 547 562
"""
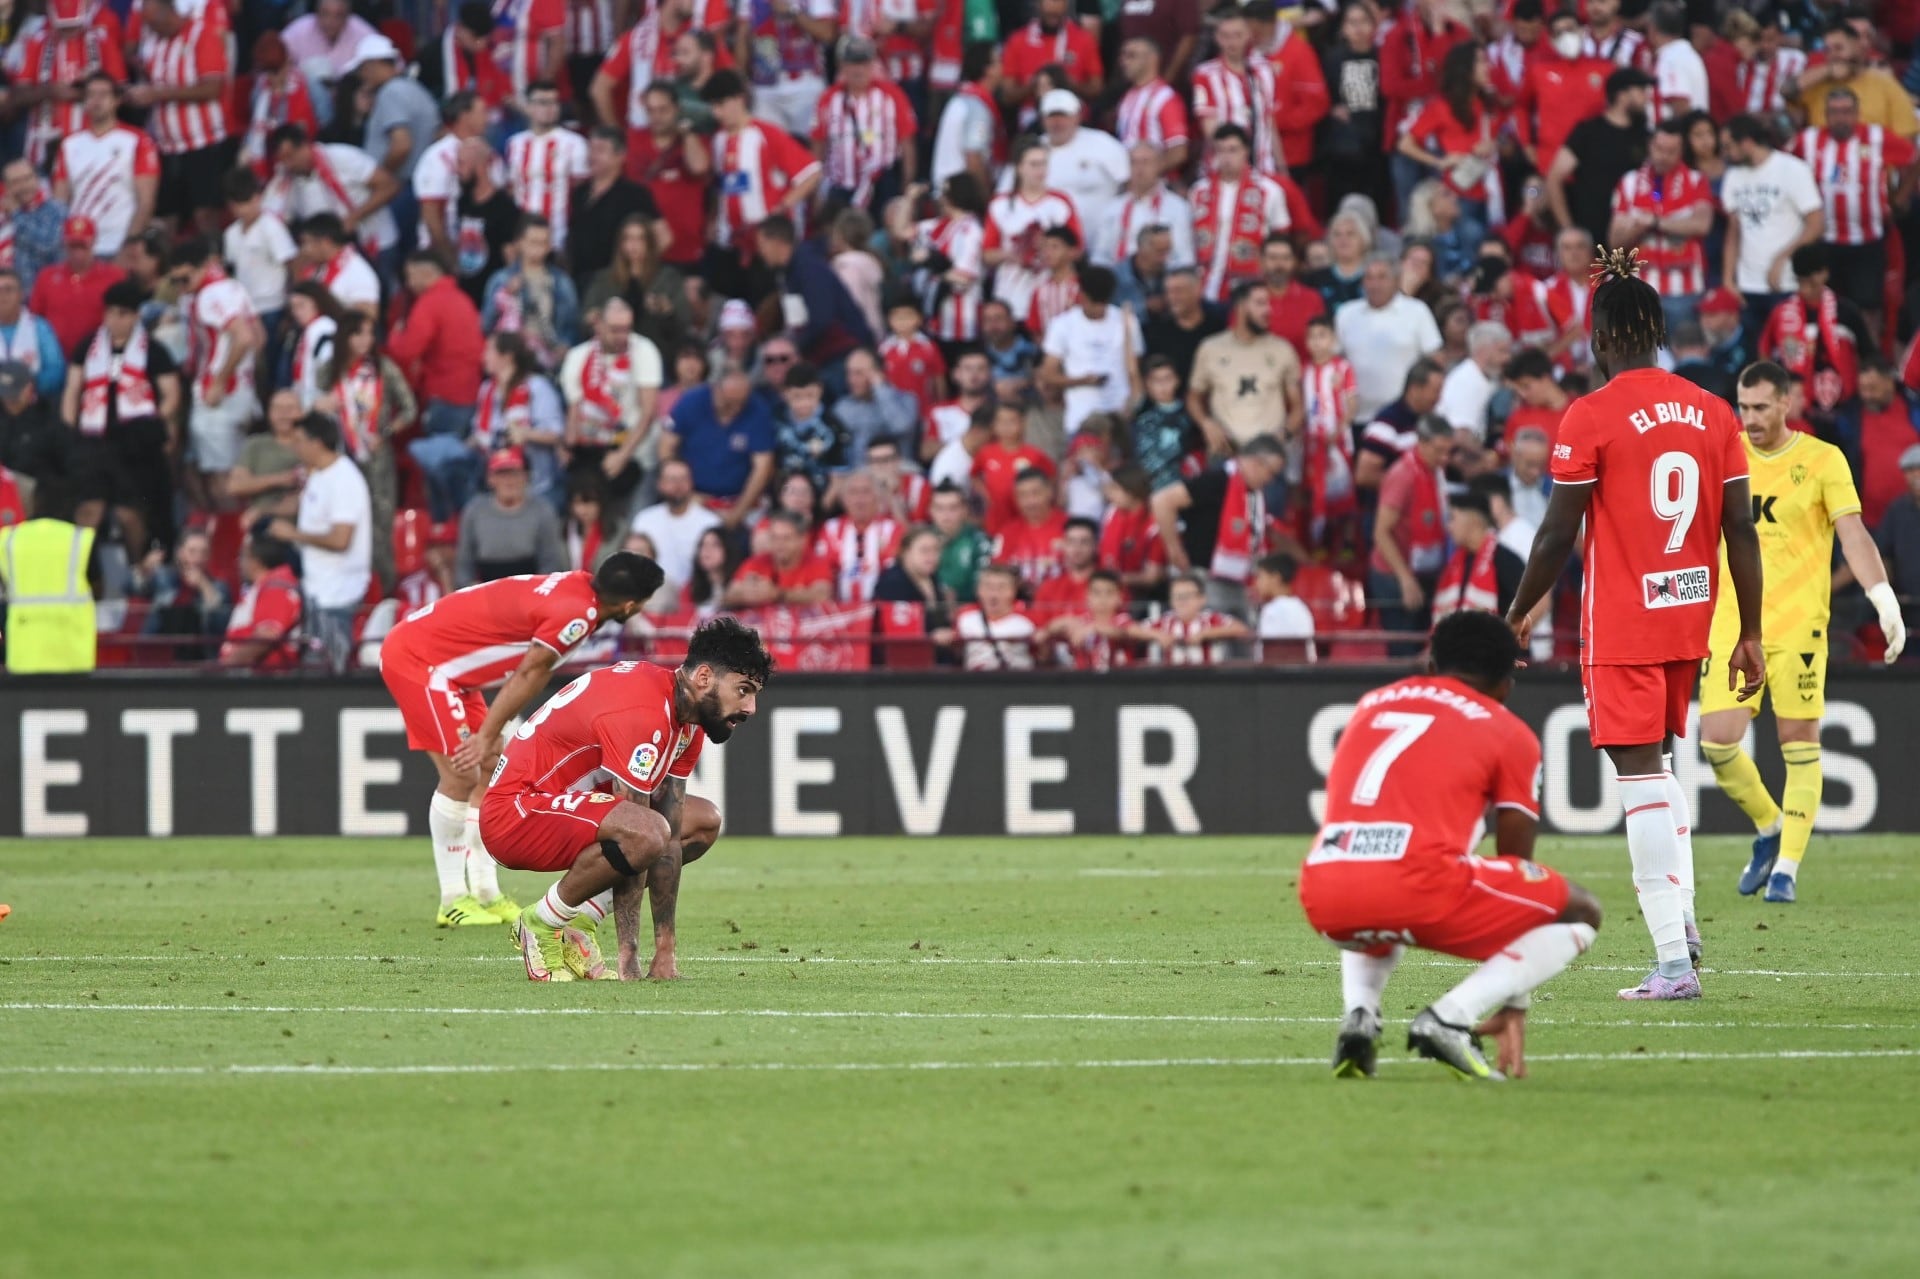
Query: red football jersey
1312 675 1542 901
993 510 1068 587
490 660 703 797
1550 367 1747 666
382 570 602 689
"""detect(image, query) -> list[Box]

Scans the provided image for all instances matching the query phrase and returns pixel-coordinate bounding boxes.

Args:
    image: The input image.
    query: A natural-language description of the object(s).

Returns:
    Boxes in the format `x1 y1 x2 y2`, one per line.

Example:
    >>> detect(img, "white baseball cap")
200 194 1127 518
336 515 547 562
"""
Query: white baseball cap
1040 89 1081 118
344 34 402 74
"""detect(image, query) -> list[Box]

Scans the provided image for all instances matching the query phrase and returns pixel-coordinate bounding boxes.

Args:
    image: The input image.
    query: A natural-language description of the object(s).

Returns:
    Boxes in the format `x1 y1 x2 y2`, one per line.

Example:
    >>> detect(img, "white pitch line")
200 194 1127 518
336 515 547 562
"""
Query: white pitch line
5 954 1918 979
1 1001 1912 1032
1 1047 1916 1079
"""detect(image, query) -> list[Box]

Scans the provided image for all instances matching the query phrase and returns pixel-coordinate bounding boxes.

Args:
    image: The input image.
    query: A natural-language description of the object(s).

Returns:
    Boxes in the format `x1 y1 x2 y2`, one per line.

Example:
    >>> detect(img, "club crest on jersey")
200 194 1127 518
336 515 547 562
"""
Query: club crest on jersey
629 742 662 782
558 617 591 646
1643 566 1711 608
1628 402 1707 432
1519 861 1551 883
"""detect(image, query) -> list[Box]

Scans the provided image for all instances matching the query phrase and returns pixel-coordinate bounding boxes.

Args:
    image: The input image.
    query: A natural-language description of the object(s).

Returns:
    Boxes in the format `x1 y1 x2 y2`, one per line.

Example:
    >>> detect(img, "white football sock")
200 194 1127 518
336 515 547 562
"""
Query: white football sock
581 890 612 923
1431 923 1597 1027
1340 946 1402 1017
463 810 503 903
428 791 471 907
1662 755 1697 924
532 883 582 929
1622 774 1692 978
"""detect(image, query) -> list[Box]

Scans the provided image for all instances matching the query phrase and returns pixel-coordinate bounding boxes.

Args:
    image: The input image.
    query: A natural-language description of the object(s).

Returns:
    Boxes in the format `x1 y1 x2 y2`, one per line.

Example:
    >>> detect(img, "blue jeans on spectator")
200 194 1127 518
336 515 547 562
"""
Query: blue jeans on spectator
410 435 484 522
1741 291 1790 351
1661 292 1701 339
1369 567 1436 658
306 603 358 673
389 186 420 270
409 400 481 520
1389 153 1425 225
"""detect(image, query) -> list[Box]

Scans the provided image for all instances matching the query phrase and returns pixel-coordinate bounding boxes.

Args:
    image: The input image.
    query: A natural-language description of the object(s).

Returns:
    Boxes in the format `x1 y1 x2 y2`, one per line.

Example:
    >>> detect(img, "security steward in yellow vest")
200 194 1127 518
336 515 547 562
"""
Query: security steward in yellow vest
0 479 96 673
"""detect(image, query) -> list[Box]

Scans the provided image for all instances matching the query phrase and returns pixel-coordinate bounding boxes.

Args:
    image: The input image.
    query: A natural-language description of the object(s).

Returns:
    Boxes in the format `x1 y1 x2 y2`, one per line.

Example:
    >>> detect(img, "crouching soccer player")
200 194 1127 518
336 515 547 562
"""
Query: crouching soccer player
480 619 773 981
1298 612 1604 1081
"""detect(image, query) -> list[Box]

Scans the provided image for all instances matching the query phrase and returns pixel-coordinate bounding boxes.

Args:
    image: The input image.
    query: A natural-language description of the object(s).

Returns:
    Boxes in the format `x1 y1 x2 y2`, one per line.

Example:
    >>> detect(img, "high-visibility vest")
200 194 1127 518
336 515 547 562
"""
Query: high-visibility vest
0 519 97 674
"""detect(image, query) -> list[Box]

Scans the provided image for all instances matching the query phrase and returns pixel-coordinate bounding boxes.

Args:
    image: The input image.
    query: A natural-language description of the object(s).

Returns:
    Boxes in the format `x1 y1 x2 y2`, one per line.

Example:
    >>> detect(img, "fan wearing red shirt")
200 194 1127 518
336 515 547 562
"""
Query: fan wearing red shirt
1031 517 1100 619
483 619 771 982
1500 347 1572 451
1298 611 1605 1082
628 82 712 268
1506 248 1764 1003
702 69 821 258
1097 465 1167 595
993 467 1069 589
878 303 946 413
726 509 834 606
1045 569 1134 671
32 217 125 354
1001 0 1102 102
972 404 1055 534
1514 10 1613 170
379 555 661 927
218 533 304 670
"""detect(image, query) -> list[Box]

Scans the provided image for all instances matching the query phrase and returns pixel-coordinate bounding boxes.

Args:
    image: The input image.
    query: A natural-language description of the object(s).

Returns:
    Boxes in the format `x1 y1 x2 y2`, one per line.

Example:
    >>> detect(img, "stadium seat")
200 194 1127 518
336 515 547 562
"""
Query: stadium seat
203 511 247 594
875 602 935 668
392 508 432 581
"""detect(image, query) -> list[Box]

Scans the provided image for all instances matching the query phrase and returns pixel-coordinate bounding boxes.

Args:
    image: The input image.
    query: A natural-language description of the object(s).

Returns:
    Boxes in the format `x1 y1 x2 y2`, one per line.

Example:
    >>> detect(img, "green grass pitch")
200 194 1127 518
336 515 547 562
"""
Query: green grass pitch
2 834 1917 1278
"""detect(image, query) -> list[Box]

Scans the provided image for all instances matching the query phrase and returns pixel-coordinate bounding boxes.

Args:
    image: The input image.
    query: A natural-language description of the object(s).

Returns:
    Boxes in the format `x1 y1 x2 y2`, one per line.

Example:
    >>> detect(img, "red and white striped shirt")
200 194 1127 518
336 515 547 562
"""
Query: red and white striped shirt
1027 273 1082 338
599 13 675 129
983 188 1082 320
1794 125 1918 246
1145 610 1235 666
1610 163 1712 296
1736 47 1807 115
1189 170 1289 302
916 214 984 342
713 121 819 249
490 0 565 104
141 17 231 155
1580 25 1646 69
1114 79 1191 153
1097 183 1196 269
52 124 158 258
1542 271 1592 371
566 0 614 56
506 127 591 249
1191 57 1280 174
813 78 916 207
1304 356 1357 452
189 269 256 400
814 515 903 602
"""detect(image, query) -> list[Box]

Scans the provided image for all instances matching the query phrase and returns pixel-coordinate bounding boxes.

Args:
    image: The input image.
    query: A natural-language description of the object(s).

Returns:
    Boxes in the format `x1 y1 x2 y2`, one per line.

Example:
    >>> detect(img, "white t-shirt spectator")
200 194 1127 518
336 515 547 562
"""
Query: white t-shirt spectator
1258 595 1316 661
223 213 298 316
1043 303 1142 437
954 605 1038 670
1335 294 1444 419
1436 358 1494 437
929 437 974 490
297 454 372 609
264 142 400 253
320 248 383 313
628 501 721 590
1652 38 1709 124
1722 148 1823 293
1044 127 1131 241
931 87 998 189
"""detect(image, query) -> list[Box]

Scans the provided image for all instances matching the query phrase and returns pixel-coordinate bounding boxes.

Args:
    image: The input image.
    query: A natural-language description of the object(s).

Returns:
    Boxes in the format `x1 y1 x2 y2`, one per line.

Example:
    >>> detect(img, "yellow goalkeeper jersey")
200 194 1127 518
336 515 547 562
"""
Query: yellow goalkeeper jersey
1712 431 1860 641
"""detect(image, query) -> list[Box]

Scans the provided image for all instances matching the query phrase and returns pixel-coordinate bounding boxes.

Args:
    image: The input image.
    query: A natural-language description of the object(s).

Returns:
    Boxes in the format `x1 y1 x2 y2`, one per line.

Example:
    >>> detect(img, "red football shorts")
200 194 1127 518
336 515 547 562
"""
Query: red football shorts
1581 659 1697 748
379 644 488 754
478 789 619 873
1300 856 1571 962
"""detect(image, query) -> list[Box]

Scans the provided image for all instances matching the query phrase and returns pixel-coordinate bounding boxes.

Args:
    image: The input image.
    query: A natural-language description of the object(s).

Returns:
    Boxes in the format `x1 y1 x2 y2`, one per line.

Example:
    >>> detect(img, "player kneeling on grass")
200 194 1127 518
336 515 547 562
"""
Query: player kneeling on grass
481 618 774 982
1298 612 1604 1081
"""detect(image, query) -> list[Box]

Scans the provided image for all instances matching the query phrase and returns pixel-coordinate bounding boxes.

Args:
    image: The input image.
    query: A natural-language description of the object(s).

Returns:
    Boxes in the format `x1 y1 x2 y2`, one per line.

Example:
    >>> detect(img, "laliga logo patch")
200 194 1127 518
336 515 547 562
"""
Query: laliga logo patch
1519 862 1551 883
558 618 591 647
629 742 662 782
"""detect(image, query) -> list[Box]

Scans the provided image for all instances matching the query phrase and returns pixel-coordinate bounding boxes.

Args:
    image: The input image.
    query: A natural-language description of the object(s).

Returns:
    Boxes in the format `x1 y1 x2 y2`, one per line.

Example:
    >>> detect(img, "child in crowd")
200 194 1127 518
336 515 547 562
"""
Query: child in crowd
1047 569 1135 671
1130 572 1250 666
1253 552 1316 663
878 292 947 414
1299 316 1358 552
972 402 1055 534
1130 355 1199 494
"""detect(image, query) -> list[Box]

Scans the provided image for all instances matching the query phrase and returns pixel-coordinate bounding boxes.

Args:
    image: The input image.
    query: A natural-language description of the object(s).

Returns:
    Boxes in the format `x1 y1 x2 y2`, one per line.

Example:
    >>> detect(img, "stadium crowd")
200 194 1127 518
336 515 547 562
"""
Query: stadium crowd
0 0 1918 673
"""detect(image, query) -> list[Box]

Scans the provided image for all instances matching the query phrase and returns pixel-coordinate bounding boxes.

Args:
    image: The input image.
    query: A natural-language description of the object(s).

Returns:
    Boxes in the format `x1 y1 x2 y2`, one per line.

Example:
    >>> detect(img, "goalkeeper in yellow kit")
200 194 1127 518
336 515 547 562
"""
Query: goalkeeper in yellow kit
1699 362 1908 904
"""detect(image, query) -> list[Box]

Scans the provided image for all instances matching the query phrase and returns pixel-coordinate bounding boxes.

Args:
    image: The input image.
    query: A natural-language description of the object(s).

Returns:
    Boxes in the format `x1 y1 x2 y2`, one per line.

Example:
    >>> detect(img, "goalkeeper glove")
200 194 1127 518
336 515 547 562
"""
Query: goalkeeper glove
1867 582 1907 663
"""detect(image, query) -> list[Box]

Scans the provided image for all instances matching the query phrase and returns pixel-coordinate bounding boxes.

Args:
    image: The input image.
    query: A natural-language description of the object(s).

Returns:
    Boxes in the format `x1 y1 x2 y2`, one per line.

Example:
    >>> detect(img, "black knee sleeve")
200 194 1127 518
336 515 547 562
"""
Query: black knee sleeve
600 839 638 877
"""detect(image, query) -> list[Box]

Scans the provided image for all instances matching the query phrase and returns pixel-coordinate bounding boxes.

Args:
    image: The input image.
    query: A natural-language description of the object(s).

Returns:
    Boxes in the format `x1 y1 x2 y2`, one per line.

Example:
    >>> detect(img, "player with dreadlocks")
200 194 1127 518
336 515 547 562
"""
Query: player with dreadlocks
1506 246 1766 1002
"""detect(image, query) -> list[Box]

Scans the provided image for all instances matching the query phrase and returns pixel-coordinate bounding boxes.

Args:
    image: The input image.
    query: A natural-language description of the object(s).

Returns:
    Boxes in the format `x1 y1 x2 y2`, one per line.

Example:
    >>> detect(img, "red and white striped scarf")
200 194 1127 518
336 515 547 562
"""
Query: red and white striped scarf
79 323 155 435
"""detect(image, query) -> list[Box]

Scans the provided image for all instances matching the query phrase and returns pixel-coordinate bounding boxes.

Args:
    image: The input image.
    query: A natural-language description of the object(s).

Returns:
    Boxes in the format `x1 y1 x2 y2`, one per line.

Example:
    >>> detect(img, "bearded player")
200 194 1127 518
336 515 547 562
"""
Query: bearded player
483 618 773 982
1506 247 1766 1002
1700 361 1907 904
1299 612 1604 1082
378 555 662 928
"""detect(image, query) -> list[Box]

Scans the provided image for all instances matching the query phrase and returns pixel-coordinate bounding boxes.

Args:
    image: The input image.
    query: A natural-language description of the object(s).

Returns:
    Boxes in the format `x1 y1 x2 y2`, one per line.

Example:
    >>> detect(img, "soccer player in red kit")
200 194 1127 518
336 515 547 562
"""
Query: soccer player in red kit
483 618 772 982
1506 247 1766 1001
1300 612 1604 1081
378 553 662 928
